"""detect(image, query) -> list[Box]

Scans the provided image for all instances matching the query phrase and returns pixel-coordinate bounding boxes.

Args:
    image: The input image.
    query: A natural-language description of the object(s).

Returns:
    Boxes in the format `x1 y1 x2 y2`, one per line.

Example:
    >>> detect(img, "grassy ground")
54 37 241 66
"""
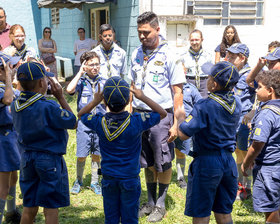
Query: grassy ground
11 94 265 224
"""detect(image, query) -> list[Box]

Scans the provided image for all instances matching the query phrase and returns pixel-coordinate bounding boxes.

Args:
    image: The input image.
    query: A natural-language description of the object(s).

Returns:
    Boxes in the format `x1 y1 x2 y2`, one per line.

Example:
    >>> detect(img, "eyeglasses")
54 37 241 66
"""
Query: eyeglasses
44 31 51 33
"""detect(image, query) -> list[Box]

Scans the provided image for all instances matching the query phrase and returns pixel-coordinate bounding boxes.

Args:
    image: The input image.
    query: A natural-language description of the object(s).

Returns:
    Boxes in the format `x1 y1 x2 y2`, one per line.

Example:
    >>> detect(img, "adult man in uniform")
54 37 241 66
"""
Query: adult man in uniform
92 24 126 79
0 7 11 51
128 11 184 222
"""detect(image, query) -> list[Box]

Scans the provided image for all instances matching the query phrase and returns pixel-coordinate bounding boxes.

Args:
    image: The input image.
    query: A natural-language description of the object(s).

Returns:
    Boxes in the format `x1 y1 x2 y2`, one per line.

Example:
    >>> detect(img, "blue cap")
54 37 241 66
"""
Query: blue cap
0 52 21 67
264 47 280 61
17 62 54 81
210 61 239 89
227 43 250 58
103 76 130 109
201 62 214 75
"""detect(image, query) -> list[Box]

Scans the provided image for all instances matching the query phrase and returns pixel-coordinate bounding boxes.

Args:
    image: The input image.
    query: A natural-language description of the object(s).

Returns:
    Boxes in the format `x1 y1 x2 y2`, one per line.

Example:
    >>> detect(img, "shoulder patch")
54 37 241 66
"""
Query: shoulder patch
87 114 93 120
61 110 69 118
185 115 193 123
141 112 150 122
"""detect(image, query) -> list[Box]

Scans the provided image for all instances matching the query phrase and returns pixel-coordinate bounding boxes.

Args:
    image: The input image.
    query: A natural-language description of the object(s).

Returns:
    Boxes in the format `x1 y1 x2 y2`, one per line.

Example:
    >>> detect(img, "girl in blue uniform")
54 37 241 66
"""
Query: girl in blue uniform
0 55 21 224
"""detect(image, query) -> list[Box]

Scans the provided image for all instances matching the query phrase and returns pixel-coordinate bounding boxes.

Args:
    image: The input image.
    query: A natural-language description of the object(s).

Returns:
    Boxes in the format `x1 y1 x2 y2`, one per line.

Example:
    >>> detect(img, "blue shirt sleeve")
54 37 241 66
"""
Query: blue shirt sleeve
215 44 221 52
46 101 77 129
0 88 4 108
179 102 207 137
81 113 100 131
138 112 160 131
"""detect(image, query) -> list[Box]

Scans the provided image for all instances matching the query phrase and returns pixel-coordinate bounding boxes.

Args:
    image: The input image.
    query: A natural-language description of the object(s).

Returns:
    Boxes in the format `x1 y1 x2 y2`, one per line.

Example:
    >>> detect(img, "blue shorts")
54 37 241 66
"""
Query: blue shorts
101 175 141 224
20 151 69 208
253 165 280 212
236 123 249 151
0 128 20 172
174 137 192 155
76 120 100 157
185 150 238 217
141 112 174 172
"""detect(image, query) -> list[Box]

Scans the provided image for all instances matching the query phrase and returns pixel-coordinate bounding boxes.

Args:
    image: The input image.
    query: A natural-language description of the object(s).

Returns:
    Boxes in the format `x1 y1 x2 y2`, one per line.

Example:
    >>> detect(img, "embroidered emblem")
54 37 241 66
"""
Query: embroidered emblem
154 61 164 66
136 58 140 64
87 114 93 120
185 115 193 123
61 110 69 117
254 128 261 136
209 93 236 114
140 112 150 122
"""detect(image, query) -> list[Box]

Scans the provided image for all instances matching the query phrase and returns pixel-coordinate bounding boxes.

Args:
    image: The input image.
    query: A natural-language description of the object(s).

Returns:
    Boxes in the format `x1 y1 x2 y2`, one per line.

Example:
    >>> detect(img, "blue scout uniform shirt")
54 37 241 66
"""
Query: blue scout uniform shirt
81 111 160 178
11 91 76 155
250 99 280 165
234 64 255 116
181 48 213 78
92 43 127 79
75 73 106 113
183 83 202 116
180 91 242 155
128 36 185 110
0 82 20 126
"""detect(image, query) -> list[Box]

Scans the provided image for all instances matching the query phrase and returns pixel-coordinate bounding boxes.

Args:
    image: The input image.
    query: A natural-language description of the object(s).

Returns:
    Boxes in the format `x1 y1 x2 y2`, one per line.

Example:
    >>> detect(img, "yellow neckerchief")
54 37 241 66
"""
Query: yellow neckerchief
189 47 204 88
14 92 44 112
261 105 280 115
101 113 131 141
209 92 236 114
0 81 5 88
100 43 114 78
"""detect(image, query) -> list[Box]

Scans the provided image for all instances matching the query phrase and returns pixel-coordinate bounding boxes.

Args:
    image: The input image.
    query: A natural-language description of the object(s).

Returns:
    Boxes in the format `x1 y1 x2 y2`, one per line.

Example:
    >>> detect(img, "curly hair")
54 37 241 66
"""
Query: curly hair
256 70 280 97
220 25 241 58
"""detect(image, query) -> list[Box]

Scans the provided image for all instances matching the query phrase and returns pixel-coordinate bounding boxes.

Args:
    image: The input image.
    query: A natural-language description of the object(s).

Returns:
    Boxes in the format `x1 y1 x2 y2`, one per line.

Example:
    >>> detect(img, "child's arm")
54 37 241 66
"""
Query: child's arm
175 105 190 141
246 57 266 87
241 141 265 176
78 83 103 119
0 59 14 105
130 82 167 120
66 61 86 94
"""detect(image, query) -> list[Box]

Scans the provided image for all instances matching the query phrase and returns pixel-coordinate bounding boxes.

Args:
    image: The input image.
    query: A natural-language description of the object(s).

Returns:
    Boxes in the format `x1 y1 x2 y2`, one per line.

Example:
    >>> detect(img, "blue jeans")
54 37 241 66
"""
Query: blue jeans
101 176 141 224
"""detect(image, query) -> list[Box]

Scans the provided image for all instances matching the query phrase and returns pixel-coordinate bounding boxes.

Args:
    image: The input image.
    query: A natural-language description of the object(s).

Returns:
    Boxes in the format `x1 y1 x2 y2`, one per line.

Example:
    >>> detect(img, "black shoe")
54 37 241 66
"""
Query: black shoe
178 177 187 189
147 206 166 222
5 209 21 224
139 203 154 218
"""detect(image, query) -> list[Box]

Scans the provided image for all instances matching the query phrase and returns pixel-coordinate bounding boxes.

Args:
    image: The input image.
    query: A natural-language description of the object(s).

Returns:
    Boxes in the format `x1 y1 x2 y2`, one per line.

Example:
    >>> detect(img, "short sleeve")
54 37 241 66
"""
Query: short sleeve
138 112 160 131
46 102 77 129
179 103 207 137
74 41 77 53
168 54 185 86
0 88 5 108
215 45 221 52
81 113 100 131
251 110 272 143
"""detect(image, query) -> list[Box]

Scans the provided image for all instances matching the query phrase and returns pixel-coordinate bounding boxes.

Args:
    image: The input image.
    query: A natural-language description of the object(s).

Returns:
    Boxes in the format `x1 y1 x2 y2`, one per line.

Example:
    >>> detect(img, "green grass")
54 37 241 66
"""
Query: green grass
12 94 265 224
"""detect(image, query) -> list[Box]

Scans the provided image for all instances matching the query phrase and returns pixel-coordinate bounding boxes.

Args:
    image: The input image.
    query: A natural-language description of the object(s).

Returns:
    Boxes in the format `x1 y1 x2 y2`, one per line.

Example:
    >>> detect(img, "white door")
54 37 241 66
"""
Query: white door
166 23 189 48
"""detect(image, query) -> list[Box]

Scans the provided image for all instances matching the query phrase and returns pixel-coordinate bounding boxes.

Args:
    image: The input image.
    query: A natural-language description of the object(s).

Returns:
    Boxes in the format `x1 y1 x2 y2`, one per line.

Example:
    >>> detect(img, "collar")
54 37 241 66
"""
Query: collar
189 47 203 57
14 91 44 112
239 63 251 75
0 23 10 34
100 43 114 54
209 91 236 114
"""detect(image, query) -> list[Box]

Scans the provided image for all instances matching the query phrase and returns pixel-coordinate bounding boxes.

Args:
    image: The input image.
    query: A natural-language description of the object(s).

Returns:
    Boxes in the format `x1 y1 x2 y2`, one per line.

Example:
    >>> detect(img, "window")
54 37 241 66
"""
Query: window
90 7 109 40
186 0 264 25
51 8 60 25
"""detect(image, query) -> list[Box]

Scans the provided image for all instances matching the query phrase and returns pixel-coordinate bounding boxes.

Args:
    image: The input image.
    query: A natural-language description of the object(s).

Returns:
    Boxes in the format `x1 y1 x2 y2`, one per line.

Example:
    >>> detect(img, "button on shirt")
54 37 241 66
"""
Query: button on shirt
128 42 185 110
92 43 127 79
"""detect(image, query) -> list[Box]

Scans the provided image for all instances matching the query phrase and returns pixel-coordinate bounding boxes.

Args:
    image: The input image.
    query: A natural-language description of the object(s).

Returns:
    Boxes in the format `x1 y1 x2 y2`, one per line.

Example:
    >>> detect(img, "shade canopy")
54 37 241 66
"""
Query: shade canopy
37 0 112 9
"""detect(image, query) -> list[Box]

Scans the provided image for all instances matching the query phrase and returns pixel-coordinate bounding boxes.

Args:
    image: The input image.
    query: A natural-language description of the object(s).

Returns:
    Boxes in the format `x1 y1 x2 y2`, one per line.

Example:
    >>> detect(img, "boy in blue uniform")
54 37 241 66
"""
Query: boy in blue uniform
78 76 167 224
11 62 77 224
66 51 106 195
225 43 255 200
174 83 201 188
176 61 242 224
242 70 280 224
0 53 21 224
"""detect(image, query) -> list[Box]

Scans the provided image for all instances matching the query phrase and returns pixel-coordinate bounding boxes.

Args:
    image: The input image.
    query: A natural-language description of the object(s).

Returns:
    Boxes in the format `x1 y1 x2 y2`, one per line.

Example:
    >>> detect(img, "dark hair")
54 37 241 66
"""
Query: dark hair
256 70 280 97
137 11 158 29
104 100 128 113
43 27 52 39
220 25 241 58
0 7 6 16
99 24 113 35
80 51 100 64
77 27 85 33
268 41 280 51
18 79 41 92
189 29 203 40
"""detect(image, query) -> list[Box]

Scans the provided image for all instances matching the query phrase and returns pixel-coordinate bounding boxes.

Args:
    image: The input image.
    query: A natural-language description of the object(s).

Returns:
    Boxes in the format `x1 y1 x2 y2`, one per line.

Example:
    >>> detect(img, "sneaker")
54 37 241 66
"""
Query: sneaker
236 182 251 201
90 182 101 195
178 177 187 189
138 203 154 218
147 206 166 222
5 208 21 224
70 179 82 195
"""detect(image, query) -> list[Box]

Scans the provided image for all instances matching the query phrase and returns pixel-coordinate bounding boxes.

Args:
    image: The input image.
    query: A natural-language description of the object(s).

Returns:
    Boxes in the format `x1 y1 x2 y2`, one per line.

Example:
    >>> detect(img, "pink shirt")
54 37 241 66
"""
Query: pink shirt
0 24 11 50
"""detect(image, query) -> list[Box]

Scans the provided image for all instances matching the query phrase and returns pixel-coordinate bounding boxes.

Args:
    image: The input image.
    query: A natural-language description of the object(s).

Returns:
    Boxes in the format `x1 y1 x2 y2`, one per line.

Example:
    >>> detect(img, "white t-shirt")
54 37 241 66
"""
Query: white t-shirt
74 38 98 66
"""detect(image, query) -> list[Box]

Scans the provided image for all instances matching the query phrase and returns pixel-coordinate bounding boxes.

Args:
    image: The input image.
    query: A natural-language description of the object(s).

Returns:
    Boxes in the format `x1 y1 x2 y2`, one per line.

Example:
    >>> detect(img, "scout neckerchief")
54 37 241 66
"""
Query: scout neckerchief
14 91 44 112
209 92 236 114
189 47 203 89
0 81 5 88
100 43 114 78
141 39 167 90
12 43 28 59
261 101 280 116
83 73 101 114
239 64 251 77
101 112 131 141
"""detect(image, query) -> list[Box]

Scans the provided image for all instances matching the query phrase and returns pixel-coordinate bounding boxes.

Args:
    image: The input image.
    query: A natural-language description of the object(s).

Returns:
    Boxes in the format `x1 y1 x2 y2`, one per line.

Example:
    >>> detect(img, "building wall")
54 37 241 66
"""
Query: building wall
1 0 41 53
141 0 280 66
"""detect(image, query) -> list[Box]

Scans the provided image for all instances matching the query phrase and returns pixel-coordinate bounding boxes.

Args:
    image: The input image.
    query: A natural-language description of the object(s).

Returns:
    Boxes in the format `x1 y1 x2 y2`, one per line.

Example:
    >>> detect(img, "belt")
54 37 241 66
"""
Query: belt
187 76 208 80
133 108 173 113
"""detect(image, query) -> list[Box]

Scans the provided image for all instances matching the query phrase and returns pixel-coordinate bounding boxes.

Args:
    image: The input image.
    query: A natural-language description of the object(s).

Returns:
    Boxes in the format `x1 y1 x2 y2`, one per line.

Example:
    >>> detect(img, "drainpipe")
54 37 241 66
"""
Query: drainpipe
183 0 186 15
151 0 153 12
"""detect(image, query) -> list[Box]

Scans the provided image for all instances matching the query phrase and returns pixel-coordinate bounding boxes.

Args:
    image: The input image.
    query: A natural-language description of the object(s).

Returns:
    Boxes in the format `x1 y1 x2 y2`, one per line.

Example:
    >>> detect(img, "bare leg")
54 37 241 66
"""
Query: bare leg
214 212 233 224
44 208 58 224
193 216 210 224
265 210 280 223
20 207 39 224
